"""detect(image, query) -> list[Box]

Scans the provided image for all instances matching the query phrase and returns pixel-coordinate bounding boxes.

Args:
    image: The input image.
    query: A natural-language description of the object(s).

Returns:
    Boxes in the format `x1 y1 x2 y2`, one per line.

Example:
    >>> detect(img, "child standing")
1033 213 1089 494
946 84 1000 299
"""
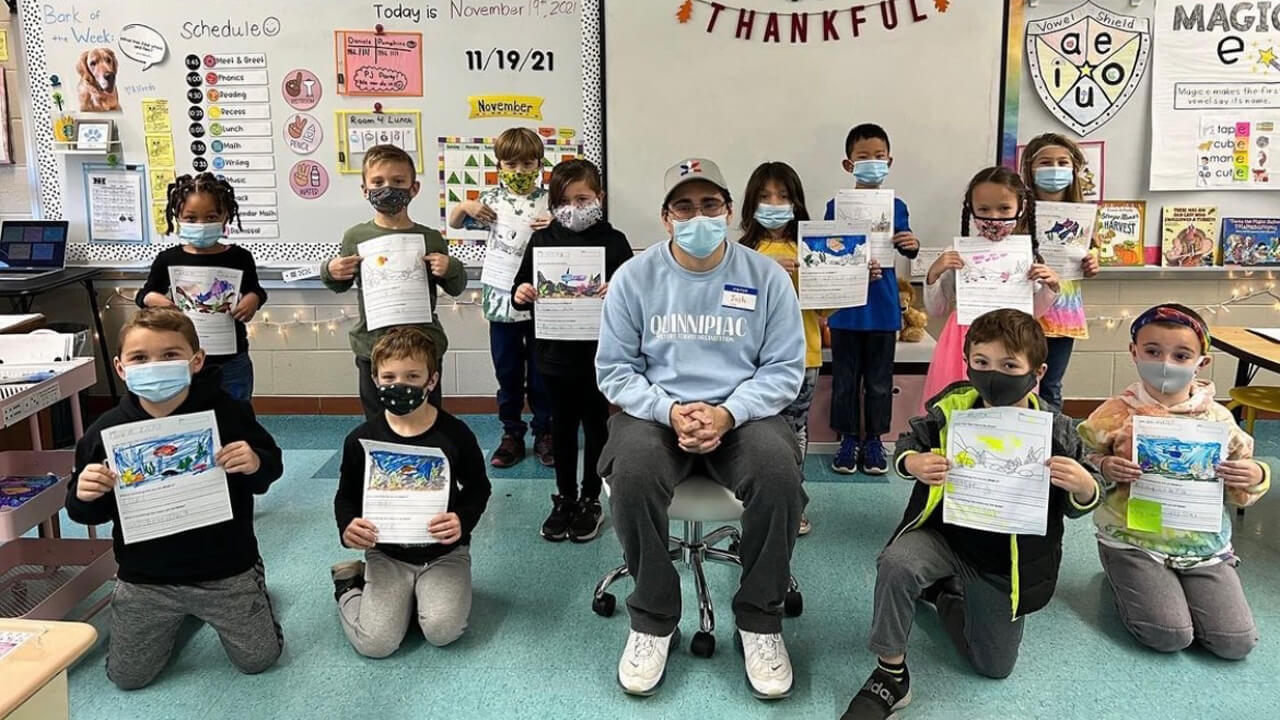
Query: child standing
739 161 856 535
1079 304 1268 660
448 127 554 468
920 166 1061 409
822 124 921 476
137 173 266 402
324 144 468 421
842 309 1103 720
331 328 492 657
512 159 633 542
66 308 284 689
1020 133 1103 409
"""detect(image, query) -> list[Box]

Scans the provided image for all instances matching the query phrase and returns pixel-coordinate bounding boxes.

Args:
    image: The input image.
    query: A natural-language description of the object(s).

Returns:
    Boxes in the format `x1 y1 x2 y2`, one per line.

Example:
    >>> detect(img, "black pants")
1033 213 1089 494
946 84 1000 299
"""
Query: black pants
599 414 806 635
544 372 609 502
356 356 444 421
829 329 896 438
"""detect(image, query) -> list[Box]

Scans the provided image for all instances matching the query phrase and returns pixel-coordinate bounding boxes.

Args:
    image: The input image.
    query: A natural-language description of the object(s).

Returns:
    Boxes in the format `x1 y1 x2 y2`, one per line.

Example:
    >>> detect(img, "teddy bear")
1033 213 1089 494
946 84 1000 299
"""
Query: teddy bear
898 277 928 342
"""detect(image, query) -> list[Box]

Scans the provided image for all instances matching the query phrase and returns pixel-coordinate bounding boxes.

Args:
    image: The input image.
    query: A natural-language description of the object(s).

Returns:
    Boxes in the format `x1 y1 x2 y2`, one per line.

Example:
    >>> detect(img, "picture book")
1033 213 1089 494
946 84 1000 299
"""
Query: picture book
1095 200 1146 267
1220 217 1280 266
1161 205 1218 267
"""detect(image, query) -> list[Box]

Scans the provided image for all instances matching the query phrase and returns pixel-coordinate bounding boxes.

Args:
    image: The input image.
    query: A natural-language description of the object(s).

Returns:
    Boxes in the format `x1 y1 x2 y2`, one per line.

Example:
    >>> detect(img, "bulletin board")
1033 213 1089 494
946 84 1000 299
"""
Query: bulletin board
603 0 1006 253
1005 0 1280 254
17 0 593 267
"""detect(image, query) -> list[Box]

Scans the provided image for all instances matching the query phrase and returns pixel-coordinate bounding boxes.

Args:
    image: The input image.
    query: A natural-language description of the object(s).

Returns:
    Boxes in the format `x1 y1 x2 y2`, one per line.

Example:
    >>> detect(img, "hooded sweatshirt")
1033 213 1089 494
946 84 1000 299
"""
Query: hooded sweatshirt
1078 379 1271 567
595 240 804 428
66 367 284 584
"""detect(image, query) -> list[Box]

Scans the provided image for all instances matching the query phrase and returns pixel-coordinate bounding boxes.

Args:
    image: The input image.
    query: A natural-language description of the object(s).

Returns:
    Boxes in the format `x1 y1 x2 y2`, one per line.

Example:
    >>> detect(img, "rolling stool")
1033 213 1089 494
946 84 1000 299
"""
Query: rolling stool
590 474 803 658
1226 387 1280 517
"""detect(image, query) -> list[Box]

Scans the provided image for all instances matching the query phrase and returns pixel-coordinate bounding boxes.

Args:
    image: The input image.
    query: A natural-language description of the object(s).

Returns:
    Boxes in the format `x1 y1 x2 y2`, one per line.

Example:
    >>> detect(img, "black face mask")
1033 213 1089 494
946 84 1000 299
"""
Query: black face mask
367 186 413 214
376 383 427 416
968 369 1037 407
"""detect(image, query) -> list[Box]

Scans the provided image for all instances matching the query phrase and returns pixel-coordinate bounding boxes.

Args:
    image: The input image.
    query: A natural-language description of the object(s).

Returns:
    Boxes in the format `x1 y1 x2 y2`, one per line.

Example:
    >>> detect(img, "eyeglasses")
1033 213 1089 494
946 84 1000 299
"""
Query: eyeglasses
667 199 727 221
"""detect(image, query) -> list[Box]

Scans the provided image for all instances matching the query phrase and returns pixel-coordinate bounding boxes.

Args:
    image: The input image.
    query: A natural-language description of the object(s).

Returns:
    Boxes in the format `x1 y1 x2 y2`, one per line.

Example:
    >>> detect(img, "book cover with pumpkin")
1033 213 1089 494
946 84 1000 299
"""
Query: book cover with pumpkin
1095 201 1145 266
1160 205 1218 267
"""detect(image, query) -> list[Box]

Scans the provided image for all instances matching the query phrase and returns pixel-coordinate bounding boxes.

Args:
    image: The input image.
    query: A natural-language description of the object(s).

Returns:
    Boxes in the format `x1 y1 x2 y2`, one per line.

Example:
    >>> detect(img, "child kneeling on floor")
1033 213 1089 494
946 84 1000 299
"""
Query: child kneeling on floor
1079 303 1269 659
331 327 492 657
842 308 1103 720
67 307 284 689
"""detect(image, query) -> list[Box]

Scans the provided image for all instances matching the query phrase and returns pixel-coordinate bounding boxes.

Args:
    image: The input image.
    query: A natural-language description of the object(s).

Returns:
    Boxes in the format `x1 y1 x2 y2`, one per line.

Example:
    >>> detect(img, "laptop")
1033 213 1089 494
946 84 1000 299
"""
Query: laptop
0 220 69 280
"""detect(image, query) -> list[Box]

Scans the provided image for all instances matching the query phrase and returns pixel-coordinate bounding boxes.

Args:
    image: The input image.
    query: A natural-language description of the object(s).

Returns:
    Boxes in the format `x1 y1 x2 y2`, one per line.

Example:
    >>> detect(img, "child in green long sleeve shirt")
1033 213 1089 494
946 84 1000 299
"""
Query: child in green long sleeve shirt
323 144 467 419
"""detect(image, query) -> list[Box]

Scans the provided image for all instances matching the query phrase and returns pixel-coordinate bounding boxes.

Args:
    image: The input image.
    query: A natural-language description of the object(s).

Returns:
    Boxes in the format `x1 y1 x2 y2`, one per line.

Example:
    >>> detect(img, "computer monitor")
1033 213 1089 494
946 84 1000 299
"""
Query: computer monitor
0 220 69 271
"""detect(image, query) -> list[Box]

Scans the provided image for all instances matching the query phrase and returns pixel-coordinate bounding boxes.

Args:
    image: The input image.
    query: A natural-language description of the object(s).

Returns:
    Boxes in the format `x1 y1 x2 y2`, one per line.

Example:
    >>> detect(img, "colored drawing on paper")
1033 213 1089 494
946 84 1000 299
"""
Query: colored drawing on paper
960 251 1029 283
1136 435 1221 482
1024 2 1150 136
535 268 604 299
173 275 237 314
112 429 214 488
335 30 423 96
833 203 891 232
800 235 866 267
363 251 427 284
0 475 59 509
950 430 1046 478
367 449 447 491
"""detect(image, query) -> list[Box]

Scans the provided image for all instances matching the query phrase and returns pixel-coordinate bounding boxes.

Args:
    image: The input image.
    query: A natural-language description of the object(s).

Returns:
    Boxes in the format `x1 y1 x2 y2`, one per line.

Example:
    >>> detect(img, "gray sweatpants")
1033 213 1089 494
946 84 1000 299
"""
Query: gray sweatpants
869 528 1024 679
1098 543 1257 659
599 413 806 636
338 546 472 658
107 566 282 690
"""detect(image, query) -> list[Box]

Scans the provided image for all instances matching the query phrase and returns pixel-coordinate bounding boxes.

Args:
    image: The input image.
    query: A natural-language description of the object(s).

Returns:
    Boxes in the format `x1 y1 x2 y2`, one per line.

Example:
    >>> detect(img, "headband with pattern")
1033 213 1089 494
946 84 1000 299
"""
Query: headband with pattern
1130 306 1210 353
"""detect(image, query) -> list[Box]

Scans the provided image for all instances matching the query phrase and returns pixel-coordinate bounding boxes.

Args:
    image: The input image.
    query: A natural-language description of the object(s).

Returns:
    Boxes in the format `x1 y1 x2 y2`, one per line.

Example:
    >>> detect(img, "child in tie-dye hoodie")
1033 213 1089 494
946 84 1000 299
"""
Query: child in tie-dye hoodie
1078 303 1271 660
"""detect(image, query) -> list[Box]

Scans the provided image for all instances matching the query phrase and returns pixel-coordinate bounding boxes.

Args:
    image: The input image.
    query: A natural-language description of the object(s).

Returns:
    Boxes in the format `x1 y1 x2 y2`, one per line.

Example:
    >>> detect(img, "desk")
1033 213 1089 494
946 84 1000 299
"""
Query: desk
0 269 116 401
1212 326 1280 389
0 619 97 720
0 315 45 334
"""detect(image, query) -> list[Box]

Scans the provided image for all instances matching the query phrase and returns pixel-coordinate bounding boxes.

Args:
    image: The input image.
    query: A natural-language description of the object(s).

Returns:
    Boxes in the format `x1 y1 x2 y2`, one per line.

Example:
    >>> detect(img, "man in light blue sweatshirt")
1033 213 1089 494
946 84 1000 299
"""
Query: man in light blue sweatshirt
596 158 806 701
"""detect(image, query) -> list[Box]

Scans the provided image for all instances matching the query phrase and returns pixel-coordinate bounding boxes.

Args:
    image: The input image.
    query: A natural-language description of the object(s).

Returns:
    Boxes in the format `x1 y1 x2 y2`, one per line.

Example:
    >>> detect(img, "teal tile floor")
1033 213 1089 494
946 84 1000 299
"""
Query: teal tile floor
50 416 1280 719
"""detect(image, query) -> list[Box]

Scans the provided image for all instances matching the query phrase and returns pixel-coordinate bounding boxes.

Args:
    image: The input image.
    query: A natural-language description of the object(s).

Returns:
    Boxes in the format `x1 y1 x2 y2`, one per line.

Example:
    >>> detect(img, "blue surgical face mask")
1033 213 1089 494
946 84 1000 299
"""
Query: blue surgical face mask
852 160 890 186
123 359 193 403
753 203 794 230
178 222 224 248
1033 166 1074 193
672 215 727 259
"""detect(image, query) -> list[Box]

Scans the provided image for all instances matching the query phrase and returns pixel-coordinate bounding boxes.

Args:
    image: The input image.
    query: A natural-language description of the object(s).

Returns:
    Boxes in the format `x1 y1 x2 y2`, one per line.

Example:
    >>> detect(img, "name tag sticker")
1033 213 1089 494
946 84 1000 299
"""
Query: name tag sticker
722 284 758 311
282 265 321 282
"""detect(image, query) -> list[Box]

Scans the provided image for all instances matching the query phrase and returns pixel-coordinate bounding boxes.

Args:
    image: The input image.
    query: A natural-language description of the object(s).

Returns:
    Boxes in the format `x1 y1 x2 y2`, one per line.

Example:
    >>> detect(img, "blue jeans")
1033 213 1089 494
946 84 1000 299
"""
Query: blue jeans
1040 337 1074 410
829 329 896 438
212 352 254 403
489 320 551 437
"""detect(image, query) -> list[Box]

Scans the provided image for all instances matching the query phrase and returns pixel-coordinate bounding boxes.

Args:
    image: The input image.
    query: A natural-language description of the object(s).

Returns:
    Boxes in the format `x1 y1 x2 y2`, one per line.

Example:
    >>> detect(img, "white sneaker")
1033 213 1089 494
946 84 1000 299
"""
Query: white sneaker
617 628 679 696
739 630 793 699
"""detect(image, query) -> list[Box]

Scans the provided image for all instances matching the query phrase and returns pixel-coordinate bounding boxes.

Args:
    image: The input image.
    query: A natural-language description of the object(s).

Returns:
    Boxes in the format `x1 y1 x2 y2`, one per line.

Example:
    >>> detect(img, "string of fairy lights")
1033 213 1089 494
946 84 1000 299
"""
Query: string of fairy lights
92 280 1279 343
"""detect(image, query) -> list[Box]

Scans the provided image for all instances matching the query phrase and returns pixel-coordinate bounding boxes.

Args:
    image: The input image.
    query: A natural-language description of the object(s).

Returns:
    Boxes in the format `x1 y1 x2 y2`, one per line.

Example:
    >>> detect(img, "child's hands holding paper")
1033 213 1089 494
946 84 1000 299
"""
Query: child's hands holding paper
904 452 949 486
343 518 378 549
429 512 462 544
1049 456 1097 504
1219 459 1264 489
76 463 118 501
217 441 261 476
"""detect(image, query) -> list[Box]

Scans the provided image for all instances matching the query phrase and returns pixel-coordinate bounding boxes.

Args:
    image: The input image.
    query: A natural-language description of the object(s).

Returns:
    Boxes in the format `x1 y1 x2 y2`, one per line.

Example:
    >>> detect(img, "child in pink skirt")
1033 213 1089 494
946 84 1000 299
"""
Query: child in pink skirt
920 167 1060 410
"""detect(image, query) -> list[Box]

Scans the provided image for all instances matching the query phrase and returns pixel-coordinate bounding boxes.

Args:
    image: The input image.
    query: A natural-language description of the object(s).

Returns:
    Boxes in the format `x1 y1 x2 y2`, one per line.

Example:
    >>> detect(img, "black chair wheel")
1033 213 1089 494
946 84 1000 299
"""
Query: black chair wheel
784 590 803 617
690 631 716 658
592 593 617 617
728 540 741 555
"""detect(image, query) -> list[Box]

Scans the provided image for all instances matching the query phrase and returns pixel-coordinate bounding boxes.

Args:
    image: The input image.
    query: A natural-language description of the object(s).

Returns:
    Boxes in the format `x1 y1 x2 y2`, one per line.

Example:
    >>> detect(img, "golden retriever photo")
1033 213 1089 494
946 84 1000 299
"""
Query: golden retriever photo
77 47 120 112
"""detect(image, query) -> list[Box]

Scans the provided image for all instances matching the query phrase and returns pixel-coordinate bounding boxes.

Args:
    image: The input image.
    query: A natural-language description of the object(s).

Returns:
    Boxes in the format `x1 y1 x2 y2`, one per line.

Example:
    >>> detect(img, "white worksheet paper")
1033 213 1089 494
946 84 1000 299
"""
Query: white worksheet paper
1130 415 1231 533
834 189 896 268
357 234 432 331
533 246 606 341
1035 201 1098 280
360 440 452 545
480 212 534 291
103 411 232 545
168 266 243 356
797 221 869 310
954 235 1035 325
86 167 146 242
944 407 1054 536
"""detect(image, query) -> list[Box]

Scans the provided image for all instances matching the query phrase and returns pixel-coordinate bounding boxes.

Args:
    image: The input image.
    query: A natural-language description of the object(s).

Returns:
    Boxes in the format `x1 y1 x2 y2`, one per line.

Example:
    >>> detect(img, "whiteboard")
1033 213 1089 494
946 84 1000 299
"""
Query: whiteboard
1014 0 1280 250
18 0 589 267
604 1 1004 252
